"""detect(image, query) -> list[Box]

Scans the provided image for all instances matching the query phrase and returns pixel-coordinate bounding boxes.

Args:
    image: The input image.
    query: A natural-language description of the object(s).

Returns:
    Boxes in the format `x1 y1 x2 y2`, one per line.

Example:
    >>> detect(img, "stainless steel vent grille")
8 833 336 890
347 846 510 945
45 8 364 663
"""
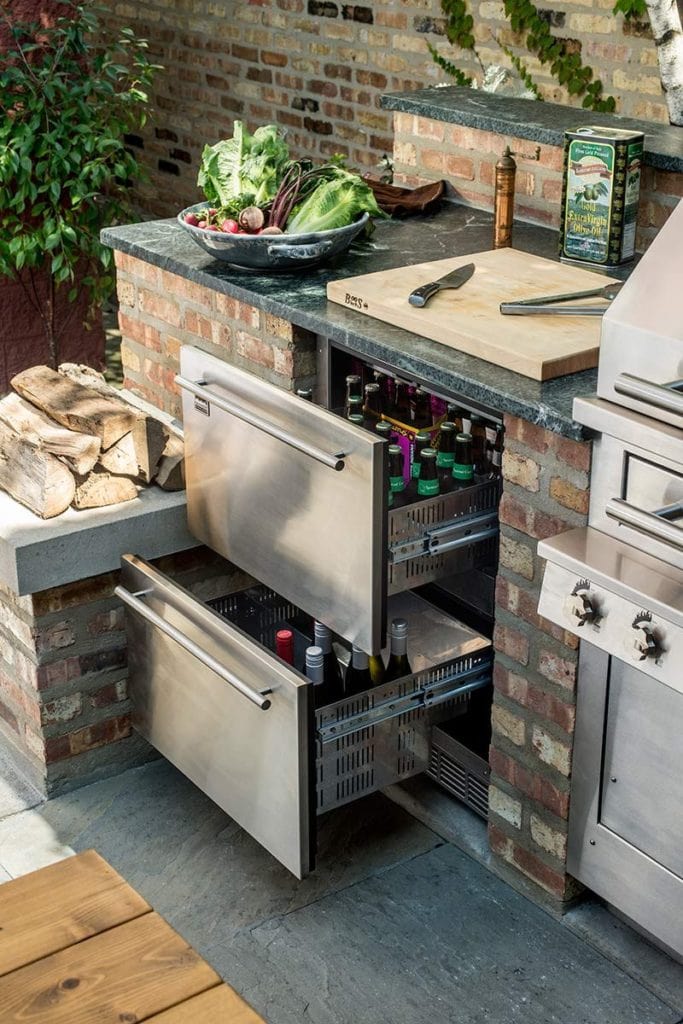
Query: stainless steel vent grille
387 480 500 594
428 726 491 820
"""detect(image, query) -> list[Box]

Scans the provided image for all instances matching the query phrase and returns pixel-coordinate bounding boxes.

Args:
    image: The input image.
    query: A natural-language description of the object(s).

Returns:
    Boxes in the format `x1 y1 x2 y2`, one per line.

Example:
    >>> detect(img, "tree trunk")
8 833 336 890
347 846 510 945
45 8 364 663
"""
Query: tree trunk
645 0 683 124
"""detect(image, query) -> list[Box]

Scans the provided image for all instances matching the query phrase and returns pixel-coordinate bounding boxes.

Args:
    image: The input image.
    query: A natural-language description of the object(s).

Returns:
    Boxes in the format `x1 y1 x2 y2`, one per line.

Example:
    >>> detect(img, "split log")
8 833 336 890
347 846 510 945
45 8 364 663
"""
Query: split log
0 393 100 476
11 366 137 451
154 434 185 491
59 364 169 482
0 421 75 518
98 431 141 478
72 466 138 510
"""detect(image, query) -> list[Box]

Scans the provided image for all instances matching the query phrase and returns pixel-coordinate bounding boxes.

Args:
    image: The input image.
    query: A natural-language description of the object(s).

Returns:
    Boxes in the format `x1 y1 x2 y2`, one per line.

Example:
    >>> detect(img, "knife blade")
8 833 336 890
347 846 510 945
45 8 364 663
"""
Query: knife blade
408 262 476 308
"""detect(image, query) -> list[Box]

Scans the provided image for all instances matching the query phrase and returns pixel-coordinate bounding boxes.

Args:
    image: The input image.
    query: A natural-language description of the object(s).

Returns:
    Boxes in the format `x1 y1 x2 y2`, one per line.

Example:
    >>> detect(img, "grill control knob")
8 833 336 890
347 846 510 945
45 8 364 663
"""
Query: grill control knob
628 613 662 662
563 592 596 627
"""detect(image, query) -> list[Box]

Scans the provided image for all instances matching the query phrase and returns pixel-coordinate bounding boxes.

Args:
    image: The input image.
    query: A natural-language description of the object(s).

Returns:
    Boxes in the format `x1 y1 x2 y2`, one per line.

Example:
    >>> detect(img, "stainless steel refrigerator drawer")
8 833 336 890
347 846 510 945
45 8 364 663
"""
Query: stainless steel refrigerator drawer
118 555 492 879
178 346 499 654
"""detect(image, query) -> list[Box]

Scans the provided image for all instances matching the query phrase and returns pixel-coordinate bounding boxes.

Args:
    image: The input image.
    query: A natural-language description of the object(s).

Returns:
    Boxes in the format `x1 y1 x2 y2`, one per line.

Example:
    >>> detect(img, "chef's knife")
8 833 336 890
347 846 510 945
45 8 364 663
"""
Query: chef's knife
408 262 476 308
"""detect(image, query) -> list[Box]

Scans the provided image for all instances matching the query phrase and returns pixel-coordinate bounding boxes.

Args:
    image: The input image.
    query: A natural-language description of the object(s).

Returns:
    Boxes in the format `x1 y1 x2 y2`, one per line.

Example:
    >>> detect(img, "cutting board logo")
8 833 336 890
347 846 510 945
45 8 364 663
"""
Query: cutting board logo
344 293 368 311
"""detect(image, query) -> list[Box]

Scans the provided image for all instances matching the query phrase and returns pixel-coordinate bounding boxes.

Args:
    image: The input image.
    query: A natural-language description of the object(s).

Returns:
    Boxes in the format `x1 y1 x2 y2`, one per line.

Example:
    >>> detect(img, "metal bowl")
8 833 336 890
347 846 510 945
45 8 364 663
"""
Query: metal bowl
177 203 370 271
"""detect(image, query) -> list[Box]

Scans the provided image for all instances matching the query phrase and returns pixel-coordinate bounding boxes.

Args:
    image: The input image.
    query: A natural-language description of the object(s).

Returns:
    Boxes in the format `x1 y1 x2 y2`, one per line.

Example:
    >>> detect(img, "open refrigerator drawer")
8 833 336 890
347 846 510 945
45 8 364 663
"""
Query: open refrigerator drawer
117 554 492 878
178 345 500 654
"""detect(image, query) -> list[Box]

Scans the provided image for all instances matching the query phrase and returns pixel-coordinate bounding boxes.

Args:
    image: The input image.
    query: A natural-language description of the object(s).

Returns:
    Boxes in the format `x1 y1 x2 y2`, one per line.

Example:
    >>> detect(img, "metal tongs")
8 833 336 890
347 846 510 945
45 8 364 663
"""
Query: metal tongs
500 281 623 316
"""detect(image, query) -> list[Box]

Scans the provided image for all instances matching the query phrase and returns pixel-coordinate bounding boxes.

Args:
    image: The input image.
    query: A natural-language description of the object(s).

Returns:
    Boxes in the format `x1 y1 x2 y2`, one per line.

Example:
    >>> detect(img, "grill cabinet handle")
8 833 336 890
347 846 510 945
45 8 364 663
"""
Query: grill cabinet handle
176 374 345 471
115 585 272 711
614 373 683 418
605 498 683 553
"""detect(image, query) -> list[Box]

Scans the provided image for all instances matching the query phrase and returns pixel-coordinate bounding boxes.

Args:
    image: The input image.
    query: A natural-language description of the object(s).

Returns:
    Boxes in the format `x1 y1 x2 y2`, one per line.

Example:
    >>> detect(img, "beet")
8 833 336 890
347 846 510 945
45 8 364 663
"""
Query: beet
238 206 265 232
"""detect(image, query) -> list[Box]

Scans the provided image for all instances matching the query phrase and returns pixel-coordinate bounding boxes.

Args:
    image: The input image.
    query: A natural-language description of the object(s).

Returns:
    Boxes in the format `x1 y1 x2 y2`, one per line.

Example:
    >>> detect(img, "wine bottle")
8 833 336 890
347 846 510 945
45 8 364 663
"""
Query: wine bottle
491 424 504 476
313 621 344 704
345 645 372 697
369 652 385 686
385 618 412 682
470 415 489 481
275 628 294 666
304 645 324 687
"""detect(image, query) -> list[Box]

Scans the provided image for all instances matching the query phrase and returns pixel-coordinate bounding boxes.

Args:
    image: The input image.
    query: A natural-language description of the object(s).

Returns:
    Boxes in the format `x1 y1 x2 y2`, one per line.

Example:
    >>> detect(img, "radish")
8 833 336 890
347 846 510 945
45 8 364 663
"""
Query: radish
185 212 200 226
207 224 221 231
221 219 239 233
197 220 207 228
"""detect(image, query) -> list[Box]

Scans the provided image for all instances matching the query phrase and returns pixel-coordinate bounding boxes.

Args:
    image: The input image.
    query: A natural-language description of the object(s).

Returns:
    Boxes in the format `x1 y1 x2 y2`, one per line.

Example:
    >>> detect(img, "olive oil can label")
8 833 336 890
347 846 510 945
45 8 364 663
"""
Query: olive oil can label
563 139 615 263
620 140 643 259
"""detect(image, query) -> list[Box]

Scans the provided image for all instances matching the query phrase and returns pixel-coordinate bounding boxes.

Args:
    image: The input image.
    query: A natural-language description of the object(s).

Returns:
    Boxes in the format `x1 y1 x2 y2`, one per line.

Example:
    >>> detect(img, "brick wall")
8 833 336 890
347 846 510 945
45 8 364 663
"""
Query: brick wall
104 0 666 218
392 113 682 251
488 415 591 904
114 253 317 415
0 547 251 797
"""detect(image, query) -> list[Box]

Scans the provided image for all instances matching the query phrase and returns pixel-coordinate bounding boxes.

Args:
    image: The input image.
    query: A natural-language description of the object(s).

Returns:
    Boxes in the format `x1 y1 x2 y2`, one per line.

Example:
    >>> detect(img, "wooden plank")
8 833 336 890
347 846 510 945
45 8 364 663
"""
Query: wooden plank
0 850 150 977
0 420 75 518
0 393 100 476
0 912 220 1023
326 248 620 381
147 984 267 1024
12 365 137 449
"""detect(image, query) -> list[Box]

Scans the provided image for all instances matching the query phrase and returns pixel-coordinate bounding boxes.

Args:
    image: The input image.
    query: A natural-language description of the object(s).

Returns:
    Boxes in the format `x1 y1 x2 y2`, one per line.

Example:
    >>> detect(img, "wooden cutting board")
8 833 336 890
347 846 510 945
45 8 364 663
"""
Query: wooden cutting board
327 248 619 381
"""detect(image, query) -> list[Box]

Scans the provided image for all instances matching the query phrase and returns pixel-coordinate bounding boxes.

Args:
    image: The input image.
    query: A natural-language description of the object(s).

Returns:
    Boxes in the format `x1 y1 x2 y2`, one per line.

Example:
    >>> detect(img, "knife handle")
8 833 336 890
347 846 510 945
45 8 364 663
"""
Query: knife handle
408 281 440 308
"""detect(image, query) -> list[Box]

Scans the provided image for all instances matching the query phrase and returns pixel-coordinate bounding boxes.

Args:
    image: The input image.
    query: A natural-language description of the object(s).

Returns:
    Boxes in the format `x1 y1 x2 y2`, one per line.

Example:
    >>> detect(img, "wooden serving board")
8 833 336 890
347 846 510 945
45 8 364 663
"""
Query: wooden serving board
327 248 619 381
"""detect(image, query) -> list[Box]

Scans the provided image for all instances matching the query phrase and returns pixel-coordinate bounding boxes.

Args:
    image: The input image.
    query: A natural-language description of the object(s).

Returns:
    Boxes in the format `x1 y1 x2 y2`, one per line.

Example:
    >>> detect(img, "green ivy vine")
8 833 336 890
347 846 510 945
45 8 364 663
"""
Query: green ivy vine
432 0 617 113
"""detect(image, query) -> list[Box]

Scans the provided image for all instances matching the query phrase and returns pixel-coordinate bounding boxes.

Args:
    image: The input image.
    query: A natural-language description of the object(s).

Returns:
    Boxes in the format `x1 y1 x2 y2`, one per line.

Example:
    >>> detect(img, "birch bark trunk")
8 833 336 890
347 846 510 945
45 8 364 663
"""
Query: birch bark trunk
645 0 683 124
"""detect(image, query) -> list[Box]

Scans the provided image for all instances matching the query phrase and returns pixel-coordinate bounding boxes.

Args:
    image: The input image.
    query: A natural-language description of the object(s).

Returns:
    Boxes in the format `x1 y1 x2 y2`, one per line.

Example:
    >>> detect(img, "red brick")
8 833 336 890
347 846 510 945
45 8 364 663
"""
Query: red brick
510 842 568 898
499 493 574 541
87 608 125 637
118 313 162 353
493 623 529 666
537 649 578 691
502 451 540 492
489 748 570 819
45 733 70 763
495 662 576 733
261 50 288 66
420 148 445 172
236 332 274 370
33 574 119 616
89 681 128 708
160 270 213 306
184 309 214 340
444 155 475 180
0 699 19 734
550 435 592 473
138 289 183 328
415 118 445 142
479 160 494 187
542 179 563 204
67 714 132 758
502 415 549 454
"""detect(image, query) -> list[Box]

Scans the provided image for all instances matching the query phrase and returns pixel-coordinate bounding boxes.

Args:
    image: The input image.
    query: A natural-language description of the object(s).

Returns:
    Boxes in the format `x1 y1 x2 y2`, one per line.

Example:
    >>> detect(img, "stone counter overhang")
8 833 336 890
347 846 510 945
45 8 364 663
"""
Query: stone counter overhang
101 203 605 441
380 86 683 175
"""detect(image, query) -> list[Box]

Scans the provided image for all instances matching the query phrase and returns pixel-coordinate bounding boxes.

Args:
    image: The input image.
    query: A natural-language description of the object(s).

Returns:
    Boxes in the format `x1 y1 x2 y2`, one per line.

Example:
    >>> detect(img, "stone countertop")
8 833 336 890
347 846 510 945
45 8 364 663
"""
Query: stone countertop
380 87 683 174
0 487 195 596
102 204 608 439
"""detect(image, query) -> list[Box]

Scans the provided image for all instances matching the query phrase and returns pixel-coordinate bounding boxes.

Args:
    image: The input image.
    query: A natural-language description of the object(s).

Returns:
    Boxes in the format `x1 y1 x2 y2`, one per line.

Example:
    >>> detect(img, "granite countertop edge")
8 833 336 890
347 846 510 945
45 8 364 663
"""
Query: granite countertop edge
381 88 683 174
102 217 592 441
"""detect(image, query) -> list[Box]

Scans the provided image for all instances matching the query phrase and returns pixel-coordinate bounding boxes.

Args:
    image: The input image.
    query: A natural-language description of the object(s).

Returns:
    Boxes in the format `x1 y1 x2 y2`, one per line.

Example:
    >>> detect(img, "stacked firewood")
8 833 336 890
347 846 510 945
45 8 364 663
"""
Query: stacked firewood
0 364 184 519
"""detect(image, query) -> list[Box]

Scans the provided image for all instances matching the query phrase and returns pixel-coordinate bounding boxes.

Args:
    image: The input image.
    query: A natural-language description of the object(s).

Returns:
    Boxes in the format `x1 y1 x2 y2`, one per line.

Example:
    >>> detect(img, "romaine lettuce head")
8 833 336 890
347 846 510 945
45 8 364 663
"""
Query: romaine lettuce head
197 121 289 208
286 173 387 234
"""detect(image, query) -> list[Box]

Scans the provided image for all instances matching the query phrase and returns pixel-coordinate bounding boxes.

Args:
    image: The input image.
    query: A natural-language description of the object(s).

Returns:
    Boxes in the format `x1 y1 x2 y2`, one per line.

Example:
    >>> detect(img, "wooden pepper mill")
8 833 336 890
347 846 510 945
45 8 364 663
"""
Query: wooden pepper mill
493 146 516 249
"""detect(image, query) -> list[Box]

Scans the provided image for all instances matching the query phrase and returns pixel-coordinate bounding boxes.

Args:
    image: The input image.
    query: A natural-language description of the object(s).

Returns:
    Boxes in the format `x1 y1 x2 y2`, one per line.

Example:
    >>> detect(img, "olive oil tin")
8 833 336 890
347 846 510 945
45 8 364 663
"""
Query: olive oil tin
559 126 644 269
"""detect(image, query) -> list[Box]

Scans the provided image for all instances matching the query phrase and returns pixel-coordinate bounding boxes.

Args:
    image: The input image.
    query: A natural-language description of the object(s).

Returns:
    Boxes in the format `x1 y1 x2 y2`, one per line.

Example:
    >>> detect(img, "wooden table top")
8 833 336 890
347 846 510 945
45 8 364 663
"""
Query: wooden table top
0 849 265 1024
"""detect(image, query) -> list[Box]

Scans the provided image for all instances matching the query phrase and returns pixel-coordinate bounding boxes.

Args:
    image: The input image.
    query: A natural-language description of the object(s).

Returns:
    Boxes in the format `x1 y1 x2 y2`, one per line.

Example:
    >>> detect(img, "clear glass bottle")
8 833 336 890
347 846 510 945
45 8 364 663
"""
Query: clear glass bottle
385 618 412 682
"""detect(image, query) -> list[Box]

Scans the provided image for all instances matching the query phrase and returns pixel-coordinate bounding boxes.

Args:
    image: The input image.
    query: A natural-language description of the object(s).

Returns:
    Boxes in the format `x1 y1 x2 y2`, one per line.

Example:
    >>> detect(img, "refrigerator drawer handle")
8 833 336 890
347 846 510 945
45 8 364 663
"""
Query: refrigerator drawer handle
614 373 683 418
176 374 346 471
114 586 272 711
605 498 683 553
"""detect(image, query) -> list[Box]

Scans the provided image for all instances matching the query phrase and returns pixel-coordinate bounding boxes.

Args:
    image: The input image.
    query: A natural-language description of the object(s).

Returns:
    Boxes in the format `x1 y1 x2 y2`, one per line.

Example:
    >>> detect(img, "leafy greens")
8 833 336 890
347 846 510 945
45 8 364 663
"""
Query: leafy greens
286 169 386 233
197 121 290 209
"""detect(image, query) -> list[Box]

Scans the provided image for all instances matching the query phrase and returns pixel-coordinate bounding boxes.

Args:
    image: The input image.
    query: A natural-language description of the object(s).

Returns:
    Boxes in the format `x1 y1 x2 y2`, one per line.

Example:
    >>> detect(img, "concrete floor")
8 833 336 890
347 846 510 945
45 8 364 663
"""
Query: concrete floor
0 754 681 1024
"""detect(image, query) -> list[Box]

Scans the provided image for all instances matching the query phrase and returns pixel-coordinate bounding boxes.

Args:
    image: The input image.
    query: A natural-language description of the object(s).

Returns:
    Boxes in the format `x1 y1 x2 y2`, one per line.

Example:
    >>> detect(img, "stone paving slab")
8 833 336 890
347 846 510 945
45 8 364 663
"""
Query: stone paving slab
207 844 681 1024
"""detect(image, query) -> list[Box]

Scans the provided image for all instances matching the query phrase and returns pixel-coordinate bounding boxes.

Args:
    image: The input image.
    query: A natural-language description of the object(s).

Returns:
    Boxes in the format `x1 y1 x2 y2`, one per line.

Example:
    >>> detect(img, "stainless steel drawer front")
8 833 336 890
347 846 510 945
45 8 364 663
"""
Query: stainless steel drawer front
179 346 386 654
119 555 314 879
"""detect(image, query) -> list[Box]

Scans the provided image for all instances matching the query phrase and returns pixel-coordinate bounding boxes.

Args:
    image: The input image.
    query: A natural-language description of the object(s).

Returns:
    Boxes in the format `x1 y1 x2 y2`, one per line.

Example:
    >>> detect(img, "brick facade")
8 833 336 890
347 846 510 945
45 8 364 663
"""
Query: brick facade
488 415 590 903
103 0 666 218
0 547 251 798
114 253 317 414
392 113 681 251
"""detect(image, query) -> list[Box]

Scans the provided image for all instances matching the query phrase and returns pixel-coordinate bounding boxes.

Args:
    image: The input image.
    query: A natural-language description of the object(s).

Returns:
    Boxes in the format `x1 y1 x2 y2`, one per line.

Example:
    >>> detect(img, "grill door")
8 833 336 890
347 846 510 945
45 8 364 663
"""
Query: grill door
178 345 386 654
117 554 315 879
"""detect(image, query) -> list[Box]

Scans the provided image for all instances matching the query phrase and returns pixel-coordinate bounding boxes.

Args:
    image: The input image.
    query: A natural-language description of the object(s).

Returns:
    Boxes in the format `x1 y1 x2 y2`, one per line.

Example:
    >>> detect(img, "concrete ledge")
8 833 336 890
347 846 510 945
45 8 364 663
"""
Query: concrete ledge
0 486 197 596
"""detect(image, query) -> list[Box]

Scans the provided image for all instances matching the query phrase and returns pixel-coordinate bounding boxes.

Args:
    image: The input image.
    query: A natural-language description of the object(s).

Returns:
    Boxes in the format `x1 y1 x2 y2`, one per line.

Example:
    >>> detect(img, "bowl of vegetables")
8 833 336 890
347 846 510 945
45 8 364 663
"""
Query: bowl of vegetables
178 122 386 271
